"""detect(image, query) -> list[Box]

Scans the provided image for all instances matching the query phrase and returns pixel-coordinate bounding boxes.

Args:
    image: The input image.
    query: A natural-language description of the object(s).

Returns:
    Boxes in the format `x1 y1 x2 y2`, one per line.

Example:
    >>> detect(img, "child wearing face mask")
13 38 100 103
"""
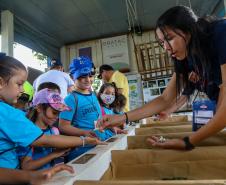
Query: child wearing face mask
97 83 117 115
97 83 127 134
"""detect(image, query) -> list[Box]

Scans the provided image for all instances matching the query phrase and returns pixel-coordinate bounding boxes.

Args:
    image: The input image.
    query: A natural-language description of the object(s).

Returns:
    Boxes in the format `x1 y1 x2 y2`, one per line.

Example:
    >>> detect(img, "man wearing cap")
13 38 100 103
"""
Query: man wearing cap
98 64 130 112
33 59 74 98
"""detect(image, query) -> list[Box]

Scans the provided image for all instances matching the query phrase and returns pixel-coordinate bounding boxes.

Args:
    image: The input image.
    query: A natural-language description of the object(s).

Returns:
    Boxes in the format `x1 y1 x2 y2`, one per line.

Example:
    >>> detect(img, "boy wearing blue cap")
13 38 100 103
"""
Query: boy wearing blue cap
59 56 113 161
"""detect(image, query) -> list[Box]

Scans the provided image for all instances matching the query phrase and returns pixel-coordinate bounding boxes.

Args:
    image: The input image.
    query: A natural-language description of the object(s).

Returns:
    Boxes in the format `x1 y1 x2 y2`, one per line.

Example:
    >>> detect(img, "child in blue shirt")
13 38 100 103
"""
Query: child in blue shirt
98 83 117 115
97 83 127 134
0 54 103 169
18 88 70 170
113 93 127 115
112 93 128 131
59 56 110 161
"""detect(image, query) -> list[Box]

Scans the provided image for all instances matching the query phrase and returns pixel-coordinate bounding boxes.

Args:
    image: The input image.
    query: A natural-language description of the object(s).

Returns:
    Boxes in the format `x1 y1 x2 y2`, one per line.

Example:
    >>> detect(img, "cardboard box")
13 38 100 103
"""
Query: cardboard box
143 115 188 125
135 125 192 135
75 180 226 185
128 132 226 149
100 146 226 180
140 121 191 128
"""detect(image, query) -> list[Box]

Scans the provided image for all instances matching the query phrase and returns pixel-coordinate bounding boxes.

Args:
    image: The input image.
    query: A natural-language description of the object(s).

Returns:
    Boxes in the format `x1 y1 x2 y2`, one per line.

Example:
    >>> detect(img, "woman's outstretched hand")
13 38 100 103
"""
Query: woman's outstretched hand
157 111 170 120
97 114 125 131
147 136 186 150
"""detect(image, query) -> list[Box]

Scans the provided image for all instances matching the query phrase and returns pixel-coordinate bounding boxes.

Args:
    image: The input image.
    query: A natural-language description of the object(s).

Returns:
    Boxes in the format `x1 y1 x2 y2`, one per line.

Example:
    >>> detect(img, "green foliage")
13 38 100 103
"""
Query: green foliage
32 51 47 61
92 77 102 93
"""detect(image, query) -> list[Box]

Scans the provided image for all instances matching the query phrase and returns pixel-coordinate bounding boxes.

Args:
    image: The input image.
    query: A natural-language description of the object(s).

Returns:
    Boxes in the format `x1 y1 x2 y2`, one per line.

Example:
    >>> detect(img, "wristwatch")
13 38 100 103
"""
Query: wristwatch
183 136 195 150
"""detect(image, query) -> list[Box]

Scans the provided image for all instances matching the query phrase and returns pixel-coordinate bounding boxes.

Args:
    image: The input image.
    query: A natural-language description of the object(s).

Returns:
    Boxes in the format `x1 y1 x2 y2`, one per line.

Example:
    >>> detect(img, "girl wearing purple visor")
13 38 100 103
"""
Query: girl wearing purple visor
32 88 70 112
17 88 106 170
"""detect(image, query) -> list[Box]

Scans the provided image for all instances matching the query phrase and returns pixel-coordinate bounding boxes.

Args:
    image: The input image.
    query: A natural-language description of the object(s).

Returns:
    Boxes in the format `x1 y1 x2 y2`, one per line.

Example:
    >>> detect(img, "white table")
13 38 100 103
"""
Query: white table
44 126 136 185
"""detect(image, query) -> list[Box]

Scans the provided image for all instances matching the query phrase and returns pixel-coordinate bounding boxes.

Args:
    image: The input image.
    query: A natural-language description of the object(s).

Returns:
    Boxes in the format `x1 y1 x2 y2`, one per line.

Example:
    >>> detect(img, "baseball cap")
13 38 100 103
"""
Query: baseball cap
98 64 114 79
69 56 93 80
32 88 70 112
47 58 63 68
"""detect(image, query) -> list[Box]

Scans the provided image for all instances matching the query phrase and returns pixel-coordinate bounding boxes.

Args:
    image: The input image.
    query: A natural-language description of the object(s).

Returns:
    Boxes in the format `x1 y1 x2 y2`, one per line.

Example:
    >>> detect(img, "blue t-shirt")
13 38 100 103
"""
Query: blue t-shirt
94 106 115 141
114 111 124 115
60 91 101 130
0 102 42 169
60 91 102 161
17 127 58 170
102 106 114 115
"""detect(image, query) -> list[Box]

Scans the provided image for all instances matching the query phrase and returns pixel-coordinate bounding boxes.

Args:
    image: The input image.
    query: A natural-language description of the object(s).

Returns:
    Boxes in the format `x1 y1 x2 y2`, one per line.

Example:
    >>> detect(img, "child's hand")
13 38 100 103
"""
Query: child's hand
113 127 128 134
29 164 74 185
83 130 97 138
85 137 107 146
52 148 70 158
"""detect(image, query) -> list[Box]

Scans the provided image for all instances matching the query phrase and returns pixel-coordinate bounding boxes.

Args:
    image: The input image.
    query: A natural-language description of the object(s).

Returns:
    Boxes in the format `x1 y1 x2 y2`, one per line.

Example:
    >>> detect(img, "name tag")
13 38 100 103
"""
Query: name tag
192 100 216 131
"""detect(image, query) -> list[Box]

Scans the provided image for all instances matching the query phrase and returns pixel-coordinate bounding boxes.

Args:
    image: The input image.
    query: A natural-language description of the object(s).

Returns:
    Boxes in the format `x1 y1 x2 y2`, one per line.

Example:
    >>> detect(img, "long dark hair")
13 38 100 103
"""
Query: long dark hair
27 103 50 122
97 82 118 108
0 53 27 83
156 6 216 97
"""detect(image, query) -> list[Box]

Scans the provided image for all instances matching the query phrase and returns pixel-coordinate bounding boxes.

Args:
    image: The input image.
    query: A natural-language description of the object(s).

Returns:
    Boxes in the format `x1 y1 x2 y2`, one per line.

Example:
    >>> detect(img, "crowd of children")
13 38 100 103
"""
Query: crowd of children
2 4 226 184
0 53 128 184
58 56 127 161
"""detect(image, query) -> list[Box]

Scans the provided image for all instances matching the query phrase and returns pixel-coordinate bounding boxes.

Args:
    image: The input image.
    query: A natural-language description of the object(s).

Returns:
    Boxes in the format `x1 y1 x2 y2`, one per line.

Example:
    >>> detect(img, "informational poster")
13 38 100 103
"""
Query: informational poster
101 35 130 71
142 78 171 104
127 73 143 110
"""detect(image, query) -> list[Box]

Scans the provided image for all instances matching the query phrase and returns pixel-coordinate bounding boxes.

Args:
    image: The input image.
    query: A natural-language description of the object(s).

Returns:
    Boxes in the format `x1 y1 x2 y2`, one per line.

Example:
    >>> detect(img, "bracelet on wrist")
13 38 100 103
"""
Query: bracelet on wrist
80 136 86 147
183 136 195 150
124 112 129 124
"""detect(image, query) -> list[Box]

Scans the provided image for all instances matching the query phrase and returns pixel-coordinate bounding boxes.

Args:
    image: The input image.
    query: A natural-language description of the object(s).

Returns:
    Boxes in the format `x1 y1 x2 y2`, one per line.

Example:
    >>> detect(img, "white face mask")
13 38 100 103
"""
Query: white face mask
100 94 115 105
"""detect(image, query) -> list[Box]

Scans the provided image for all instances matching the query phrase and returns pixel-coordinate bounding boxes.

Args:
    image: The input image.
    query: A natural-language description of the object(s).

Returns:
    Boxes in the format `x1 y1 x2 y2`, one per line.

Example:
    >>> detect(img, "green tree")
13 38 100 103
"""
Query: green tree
32 51 47 61
32 51 47 65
